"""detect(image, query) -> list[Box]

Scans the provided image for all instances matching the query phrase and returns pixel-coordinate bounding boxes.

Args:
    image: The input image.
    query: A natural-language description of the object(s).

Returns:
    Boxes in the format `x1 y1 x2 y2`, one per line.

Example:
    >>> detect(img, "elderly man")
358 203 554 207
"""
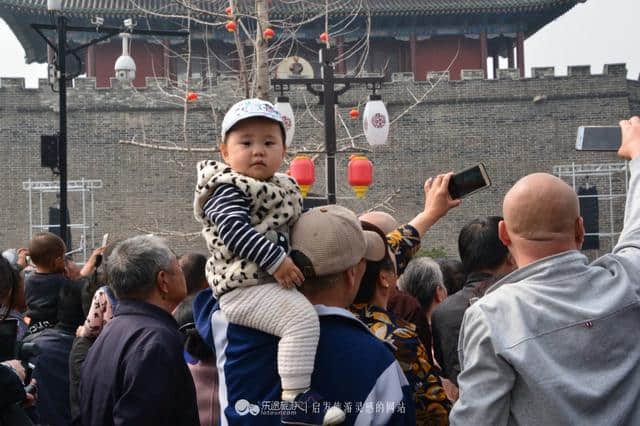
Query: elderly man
78 235 198 426
196 204 416 425
451 117 640 425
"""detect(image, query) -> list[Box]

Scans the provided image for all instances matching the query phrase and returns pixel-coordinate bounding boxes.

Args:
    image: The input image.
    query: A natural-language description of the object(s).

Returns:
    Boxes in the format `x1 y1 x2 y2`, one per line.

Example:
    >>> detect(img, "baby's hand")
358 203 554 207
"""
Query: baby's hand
273 256 304 289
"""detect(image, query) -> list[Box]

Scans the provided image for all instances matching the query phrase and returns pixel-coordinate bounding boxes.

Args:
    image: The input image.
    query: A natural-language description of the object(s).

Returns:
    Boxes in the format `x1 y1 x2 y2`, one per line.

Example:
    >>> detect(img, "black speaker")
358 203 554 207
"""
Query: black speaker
303 195 329 209
49 206 72 250
41 134 59 170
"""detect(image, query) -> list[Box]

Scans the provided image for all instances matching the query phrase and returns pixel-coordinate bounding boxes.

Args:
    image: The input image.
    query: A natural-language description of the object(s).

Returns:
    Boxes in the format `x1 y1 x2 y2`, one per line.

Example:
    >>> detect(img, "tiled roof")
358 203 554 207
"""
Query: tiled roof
271 0 579 17
0 0 579 18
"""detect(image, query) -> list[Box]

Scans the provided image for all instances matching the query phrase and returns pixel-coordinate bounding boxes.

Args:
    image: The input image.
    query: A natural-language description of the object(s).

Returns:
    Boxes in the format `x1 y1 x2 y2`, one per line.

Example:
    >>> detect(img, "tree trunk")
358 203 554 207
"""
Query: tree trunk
254 0 270 100
229 0 250 98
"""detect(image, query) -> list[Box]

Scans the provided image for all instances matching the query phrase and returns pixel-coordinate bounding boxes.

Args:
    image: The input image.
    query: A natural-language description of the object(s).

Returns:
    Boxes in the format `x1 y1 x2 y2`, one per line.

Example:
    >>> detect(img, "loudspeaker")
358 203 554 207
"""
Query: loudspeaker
49 206 72 250
303 196 329 209
41 135 59 170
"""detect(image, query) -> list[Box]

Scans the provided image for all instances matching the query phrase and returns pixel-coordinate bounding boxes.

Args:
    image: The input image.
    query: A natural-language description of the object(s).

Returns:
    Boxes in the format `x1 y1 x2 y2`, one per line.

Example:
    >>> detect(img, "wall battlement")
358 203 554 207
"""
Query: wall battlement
0 63 635 113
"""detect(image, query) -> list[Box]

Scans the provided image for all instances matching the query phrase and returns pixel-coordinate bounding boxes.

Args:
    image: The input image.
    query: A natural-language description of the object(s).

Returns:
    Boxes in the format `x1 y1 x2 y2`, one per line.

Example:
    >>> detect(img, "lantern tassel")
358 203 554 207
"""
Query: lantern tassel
299 185 310 198
352 186 369 199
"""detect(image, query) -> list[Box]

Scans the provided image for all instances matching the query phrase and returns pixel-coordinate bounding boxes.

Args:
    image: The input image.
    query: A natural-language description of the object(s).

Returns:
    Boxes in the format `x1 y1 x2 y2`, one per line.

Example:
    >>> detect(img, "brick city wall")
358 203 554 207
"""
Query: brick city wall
0 64 635 259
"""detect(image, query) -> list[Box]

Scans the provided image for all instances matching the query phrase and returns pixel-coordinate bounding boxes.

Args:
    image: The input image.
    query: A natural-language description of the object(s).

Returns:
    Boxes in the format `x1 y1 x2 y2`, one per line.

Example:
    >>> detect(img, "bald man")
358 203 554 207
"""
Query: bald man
451 117 640 426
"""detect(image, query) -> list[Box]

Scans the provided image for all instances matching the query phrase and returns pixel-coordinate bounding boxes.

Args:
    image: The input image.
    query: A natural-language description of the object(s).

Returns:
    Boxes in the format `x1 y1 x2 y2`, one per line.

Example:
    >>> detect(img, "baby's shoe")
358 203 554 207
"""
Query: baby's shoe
281 389 345 425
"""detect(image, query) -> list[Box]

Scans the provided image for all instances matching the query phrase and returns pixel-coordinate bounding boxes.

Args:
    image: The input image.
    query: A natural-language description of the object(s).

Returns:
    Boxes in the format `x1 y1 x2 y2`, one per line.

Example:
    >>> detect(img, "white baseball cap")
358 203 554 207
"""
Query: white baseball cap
221 98 286 143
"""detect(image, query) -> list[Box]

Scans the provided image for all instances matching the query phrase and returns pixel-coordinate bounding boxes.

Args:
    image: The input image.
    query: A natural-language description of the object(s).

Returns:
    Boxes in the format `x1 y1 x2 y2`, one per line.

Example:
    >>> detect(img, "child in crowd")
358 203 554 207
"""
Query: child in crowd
194 99 344 425
23 232 68 334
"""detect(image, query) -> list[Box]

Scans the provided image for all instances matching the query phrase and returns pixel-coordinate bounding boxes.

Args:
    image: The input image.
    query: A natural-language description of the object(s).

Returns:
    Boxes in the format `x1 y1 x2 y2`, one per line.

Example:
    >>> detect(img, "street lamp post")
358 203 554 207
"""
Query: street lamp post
31 18 187 249
272 47 385 205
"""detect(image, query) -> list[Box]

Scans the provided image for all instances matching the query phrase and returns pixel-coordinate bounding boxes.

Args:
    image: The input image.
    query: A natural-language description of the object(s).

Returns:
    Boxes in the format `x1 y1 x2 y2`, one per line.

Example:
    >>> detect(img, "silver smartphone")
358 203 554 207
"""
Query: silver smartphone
101 233 109 247
448 163 491 199
576 126 621 151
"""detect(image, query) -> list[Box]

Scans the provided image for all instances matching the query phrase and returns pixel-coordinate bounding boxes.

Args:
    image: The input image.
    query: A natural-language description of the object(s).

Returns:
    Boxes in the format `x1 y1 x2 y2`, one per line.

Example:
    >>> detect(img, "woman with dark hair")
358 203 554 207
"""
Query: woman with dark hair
350 223 451 426
69 246 116 423
0 256 35 426
0 256 28 341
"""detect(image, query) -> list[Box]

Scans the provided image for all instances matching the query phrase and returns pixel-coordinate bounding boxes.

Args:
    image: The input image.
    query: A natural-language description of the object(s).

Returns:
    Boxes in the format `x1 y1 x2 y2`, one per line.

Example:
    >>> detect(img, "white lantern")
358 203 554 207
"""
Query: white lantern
362 94 389 146
274 96 295 146
47 0 62 11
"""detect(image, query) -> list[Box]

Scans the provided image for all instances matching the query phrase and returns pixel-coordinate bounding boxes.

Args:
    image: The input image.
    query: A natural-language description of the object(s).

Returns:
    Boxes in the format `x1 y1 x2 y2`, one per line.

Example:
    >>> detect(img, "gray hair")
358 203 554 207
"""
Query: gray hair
398 257 444 308
107 235 175 300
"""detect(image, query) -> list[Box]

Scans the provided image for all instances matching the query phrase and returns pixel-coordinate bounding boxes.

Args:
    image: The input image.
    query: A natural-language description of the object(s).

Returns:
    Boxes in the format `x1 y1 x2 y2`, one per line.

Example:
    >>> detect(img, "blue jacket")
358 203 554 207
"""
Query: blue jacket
79 300 199 426
193 289 415 425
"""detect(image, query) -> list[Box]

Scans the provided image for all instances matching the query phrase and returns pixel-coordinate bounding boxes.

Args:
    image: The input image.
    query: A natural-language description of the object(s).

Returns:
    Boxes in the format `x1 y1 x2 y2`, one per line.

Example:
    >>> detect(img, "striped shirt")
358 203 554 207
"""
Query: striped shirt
204 184 286 275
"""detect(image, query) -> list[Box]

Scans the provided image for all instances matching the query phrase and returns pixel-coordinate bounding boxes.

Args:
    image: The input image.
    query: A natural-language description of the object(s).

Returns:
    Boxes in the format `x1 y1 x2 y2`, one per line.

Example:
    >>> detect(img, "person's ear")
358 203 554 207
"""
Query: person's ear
575 216 585 249
378 271 391 289
344 265 356 288
56 256 66 272
498 220 512 247
156 270 170 298
219 143 229 163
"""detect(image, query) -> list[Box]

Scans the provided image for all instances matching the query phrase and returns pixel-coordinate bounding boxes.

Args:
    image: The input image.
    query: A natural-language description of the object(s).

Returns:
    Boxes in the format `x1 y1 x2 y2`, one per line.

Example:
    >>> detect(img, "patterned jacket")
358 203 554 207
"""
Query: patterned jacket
351 303 451 426
193 160 303 297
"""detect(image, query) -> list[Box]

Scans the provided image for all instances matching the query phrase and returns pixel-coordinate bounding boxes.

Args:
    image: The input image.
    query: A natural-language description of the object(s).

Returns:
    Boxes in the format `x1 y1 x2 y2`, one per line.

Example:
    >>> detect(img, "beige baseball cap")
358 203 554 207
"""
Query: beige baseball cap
359 211 399 235
291 205 385 278
359 210 399 275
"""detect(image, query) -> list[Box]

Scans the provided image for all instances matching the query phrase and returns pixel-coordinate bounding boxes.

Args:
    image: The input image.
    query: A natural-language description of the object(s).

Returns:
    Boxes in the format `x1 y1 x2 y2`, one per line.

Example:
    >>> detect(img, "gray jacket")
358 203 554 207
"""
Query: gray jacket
451 158 640 426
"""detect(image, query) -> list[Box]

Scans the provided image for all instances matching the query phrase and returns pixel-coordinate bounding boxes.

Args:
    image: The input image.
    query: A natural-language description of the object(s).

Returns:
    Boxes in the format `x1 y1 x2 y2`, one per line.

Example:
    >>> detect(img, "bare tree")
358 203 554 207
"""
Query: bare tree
116 0 462 236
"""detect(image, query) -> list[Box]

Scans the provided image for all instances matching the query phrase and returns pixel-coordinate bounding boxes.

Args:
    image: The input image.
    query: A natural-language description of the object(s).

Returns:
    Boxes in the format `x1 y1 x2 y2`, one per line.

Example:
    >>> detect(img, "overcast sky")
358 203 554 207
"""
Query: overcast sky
0 0 638 87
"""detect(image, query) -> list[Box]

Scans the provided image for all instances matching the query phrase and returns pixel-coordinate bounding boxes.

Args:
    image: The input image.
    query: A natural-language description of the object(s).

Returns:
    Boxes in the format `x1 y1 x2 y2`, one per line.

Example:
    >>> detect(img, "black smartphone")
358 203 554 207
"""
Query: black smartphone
576 126 621 151
448 164 491 199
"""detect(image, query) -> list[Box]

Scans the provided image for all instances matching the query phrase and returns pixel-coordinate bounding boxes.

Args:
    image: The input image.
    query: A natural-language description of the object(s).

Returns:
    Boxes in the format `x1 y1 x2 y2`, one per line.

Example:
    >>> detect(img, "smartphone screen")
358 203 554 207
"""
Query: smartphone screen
576 126 621 151
448 164 491 199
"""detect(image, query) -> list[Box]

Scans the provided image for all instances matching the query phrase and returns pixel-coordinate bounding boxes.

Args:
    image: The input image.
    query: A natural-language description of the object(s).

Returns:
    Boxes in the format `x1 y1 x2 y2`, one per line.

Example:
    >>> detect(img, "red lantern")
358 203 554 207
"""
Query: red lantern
263 28 275 40
319 32 329 43
186 91 198 102
349 109 360 119
225 6 233 16
225 21 237 32
289 155 315 198
348 155 373 198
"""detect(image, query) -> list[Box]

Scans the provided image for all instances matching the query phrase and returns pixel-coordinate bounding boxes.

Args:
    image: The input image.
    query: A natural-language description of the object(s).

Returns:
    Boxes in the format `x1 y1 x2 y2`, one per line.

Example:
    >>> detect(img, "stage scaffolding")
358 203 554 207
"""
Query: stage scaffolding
553 162 629 255
22 179 103 263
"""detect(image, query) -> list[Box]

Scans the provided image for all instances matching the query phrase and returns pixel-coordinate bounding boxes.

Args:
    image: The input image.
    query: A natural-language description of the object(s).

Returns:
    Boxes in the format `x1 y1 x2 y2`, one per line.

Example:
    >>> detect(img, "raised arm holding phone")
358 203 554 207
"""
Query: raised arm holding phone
451 117 640 426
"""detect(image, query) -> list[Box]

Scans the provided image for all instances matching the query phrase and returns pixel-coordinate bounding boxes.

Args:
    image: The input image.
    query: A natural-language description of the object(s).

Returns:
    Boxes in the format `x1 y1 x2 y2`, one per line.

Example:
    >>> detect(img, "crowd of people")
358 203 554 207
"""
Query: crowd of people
2 99 640 426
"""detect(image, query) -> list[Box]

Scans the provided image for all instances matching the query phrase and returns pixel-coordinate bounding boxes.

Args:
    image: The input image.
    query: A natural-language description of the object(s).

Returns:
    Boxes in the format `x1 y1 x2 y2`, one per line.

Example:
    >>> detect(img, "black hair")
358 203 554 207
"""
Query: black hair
179 253 208 295
436 258 465 296
352 222 394 305
0 256 20 321
174 294 214 362
457 216 509 274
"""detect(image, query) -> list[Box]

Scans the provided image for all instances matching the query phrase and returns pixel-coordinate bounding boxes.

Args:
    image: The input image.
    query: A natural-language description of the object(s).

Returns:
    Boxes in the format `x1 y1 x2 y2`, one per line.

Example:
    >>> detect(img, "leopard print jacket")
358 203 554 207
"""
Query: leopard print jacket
193 160 303 297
